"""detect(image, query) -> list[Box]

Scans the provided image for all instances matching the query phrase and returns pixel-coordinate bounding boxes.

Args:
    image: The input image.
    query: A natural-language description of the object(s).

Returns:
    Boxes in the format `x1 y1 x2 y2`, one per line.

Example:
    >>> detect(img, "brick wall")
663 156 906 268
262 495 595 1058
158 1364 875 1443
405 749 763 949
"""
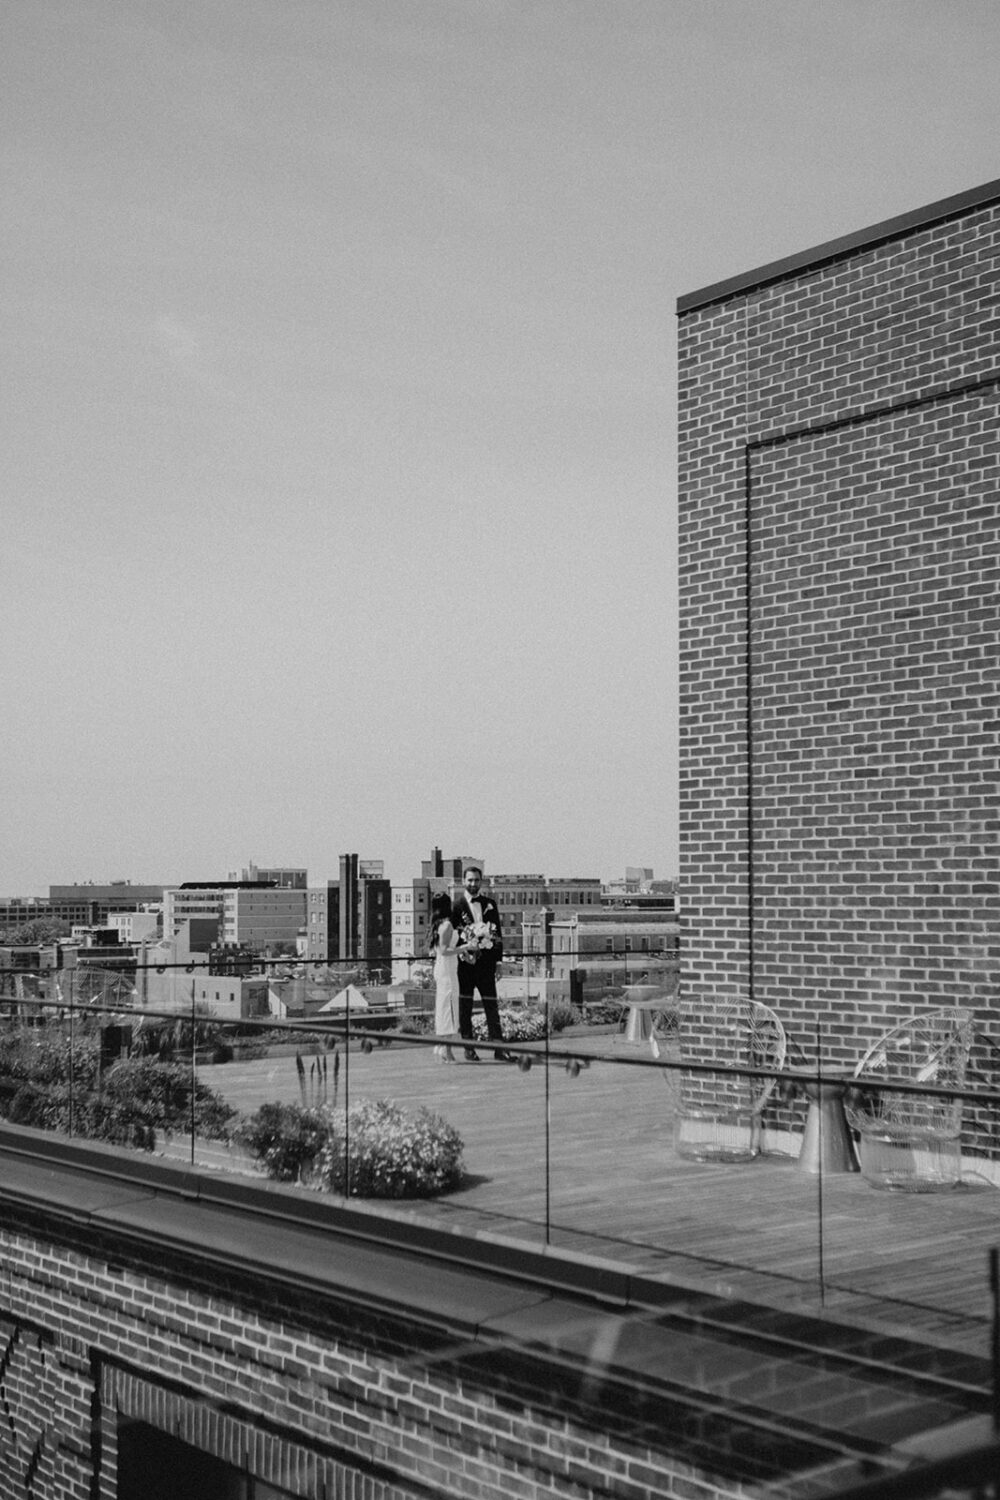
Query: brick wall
0 1206 763 1500
678 190 1000 1147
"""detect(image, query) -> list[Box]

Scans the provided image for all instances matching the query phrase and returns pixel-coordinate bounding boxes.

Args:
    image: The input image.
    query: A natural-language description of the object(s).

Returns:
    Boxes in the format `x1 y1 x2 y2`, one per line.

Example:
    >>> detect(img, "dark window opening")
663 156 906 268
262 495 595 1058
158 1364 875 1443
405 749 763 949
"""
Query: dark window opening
117 1419 296 1500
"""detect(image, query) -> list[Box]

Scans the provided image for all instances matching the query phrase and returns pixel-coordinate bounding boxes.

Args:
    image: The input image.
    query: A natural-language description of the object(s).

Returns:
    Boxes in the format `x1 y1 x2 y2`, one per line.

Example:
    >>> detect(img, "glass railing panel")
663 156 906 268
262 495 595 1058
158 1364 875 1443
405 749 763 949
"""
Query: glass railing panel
790 1021 998 1333
5 952 1000 1334
0 983 82 1139
183 988 551 1229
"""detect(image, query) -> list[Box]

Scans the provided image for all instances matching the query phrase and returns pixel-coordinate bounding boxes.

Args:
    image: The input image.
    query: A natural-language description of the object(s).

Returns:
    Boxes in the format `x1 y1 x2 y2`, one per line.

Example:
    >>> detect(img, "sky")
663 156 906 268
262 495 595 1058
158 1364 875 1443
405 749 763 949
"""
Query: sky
4 1 1000 893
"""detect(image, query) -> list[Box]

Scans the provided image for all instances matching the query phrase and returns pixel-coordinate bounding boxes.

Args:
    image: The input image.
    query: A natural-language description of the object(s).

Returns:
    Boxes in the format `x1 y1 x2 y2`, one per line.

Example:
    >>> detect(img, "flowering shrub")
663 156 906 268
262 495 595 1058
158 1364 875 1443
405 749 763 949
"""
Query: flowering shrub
236 1098 465 1199
471 1005 546 1043
316 1099 464 1199
398 1001 579 1041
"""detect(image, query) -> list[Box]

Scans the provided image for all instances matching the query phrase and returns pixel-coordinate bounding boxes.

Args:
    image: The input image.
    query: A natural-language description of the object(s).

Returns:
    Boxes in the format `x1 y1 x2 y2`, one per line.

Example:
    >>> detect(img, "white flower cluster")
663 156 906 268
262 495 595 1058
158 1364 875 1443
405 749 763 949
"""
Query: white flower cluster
315 1098 464 1198
459 920 495 963
470 1006 547 1043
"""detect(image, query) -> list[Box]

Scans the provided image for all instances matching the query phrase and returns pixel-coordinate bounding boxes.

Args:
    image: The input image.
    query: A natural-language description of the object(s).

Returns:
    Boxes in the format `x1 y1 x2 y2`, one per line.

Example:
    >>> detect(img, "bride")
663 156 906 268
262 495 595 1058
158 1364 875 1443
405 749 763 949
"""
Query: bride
429 892 460 1063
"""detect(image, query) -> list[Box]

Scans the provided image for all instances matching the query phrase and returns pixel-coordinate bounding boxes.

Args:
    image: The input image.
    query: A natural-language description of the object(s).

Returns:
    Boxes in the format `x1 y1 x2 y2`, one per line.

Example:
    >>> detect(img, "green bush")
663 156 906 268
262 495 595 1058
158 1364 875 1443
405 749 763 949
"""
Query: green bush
235 1102 332 1182
395 1013 434 1036
237 1098 465 1199
547 999 583 1032
7 1081 69 1132
233 1039 269 1060
0 1024 99 1090
94 1056 236 1144
318 1099 464 1199
582 997 628 1026
0 1025 236 1150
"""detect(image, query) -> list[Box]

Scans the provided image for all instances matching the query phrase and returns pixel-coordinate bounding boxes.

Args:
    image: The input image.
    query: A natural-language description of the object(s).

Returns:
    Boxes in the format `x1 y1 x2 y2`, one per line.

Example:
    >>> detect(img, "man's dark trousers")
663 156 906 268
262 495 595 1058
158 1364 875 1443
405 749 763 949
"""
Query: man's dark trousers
458 957 502 1044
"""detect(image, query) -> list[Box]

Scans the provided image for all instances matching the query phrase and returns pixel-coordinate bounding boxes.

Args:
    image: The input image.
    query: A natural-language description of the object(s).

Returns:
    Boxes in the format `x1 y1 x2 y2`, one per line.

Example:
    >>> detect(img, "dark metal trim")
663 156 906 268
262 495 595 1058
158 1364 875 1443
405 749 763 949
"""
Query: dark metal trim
739 368 1000 1087
749 371 1000 455
744 440 755 1012
677 175 1000 315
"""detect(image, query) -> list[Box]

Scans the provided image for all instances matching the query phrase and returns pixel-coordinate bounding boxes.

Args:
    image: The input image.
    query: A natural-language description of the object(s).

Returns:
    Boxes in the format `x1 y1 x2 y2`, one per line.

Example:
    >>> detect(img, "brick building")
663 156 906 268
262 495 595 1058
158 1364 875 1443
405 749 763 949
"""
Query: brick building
677 178 1000 1125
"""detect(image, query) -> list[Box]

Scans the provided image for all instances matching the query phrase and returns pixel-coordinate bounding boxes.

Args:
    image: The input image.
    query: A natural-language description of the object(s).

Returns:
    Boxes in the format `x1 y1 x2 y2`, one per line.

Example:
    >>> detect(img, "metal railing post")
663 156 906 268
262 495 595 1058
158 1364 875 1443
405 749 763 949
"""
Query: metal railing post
544 986 551 1246
816 1019 826 1306
991 1247 1000 1437
189 978 197 1165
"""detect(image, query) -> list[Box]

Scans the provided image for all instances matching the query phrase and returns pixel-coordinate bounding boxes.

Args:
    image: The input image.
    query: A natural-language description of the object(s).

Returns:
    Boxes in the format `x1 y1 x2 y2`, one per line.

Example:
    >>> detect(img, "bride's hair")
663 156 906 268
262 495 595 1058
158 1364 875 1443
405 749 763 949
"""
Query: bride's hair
428 893 453 952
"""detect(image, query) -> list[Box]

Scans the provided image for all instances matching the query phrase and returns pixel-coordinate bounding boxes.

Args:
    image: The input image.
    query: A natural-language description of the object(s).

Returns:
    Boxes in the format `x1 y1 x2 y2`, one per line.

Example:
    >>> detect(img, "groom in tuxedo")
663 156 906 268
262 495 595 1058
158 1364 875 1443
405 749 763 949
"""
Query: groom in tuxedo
453 865 515 1063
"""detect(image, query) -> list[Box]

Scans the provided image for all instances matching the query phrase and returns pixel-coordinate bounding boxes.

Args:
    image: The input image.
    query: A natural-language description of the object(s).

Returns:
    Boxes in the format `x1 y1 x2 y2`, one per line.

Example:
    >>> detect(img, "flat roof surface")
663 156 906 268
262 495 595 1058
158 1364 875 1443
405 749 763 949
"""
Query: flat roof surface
678 175 1000 315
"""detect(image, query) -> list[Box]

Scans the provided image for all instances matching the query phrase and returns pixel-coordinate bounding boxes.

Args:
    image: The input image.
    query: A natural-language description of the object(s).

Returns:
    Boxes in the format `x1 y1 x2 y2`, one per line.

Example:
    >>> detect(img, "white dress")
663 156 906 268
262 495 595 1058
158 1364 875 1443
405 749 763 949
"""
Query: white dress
432 919 460 1057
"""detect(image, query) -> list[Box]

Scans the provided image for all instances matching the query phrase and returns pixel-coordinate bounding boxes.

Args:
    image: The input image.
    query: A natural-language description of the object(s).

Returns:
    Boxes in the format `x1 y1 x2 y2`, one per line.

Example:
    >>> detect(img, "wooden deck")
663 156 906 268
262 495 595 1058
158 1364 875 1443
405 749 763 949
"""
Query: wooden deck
194 1028 1000 1363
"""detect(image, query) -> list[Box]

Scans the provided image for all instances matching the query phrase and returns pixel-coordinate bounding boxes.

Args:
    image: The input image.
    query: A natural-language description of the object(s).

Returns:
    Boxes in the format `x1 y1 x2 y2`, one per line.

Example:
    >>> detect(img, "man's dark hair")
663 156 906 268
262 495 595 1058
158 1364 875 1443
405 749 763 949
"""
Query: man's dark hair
463 864 483 878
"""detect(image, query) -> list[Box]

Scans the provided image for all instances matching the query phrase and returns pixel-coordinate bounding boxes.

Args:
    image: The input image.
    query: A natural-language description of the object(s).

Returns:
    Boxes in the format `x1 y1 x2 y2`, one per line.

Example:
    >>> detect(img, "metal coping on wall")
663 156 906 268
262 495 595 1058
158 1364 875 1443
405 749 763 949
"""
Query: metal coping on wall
677 175 1000 315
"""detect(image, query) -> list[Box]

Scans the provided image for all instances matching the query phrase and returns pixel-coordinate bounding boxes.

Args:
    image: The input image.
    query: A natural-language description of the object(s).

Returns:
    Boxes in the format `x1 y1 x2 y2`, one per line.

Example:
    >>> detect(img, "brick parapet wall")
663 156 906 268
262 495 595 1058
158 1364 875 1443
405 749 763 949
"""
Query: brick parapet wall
678 301 752 1015
678 193 1000 1147
745 206 1000 443
0 1206 764 1500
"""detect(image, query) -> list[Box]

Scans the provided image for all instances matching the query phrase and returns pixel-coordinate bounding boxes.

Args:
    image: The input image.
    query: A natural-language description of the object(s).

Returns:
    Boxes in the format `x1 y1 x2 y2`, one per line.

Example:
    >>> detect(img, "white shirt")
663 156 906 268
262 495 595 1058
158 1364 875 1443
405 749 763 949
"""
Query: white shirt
464 892 483 924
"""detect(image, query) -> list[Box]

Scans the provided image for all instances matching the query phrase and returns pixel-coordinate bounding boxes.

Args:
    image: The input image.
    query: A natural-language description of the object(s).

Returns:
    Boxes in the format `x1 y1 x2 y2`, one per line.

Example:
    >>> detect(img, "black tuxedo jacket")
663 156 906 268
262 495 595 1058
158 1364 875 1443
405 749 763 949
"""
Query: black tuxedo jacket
452 892 503 964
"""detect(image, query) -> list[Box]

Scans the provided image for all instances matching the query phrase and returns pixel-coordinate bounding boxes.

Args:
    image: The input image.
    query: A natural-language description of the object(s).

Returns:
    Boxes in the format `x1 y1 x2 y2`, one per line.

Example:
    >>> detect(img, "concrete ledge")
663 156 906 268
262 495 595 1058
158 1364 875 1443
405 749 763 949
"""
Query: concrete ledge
677 174 1000 314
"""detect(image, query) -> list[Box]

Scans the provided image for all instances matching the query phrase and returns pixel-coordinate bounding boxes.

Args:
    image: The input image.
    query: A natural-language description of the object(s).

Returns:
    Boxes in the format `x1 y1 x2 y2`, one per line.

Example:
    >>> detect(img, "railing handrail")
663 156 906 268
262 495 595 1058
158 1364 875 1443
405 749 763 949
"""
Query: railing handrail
4 993 1000 1113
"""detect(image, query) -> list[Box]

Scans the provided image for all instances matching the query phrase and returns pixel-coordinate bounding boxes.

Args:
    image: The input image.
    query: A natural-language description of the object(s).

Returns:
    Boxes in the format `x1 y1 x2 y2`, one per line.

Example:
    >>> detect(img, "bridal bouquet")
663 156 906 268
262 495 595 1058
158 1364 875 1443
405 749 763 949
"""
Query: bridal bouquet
459 920 495 963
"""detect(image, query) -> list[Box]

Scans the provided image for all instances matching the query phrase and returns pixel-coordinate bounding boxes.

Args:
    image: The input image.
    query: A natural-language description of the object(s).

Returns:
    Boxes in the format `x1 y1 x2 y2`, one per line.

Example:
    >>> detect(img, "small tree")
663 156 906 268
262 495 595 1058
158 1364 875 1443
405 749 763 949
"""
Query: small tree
0 919 71 946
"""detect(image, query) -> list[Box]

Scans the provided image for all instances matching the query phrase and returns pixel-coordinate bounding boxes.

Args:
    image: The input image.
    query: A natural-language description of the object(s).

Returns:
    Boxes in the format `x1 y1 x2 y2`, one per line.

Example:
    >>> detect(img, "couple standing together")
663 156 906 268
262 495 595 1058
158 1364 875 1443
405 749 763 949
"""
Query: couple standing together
430 865 516 1064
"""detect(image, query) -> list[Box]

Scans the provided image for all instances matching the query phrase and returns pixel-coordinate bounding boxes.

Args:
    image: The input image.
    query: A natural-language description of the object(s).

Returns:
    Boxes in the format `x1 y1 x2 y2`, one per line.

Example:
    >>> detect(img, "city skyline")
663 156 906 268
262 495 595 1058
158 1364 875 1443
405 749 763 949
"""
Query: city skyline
0 855 673 900
6 2 1000 893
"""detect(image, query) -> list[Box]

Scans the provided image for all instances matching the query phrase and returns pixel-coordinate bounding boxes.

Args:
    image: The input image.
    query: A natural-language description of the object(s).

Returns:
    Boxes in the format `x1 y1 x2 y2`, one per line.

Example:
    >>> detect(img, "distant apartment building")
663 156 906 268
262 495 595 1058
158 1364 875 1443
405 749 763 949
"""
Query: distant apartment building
489 874 602 957
0 943 62 1003
49 883 164 926
161 882 305 953
302 857 390 966
603 867 654 896
138 921 269 1020
391 880 433 973
303 883 339 965
391 871 463 976
600 871 677 913
107 911 160 944
395 853 604 970
337 855 390 963
523 907 681 987
488 875 548 930
229 864 308 889
420 847 482 882
0 897 53 932
390 850 484 981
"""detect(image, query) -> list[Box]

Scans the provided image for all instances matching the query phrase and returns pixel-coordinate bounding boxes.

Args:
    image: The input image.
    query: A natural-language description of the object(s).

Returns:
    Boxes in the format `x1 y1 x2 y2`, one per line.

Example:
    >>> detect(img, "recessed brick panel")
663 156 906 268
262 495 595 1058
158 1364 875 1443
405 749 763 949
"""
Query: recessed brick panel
749 386 1000 1063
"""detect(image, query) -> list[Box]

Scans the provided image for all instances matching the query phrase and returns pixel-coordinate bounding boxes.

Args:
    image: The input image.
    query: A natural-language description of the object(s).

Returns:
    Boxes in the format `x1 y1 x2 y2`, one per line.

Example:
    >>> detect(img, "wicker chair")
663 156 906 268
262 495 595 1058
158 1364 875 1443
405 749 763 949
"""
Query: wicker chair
675 999 787 1163
842 1009 974 1191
